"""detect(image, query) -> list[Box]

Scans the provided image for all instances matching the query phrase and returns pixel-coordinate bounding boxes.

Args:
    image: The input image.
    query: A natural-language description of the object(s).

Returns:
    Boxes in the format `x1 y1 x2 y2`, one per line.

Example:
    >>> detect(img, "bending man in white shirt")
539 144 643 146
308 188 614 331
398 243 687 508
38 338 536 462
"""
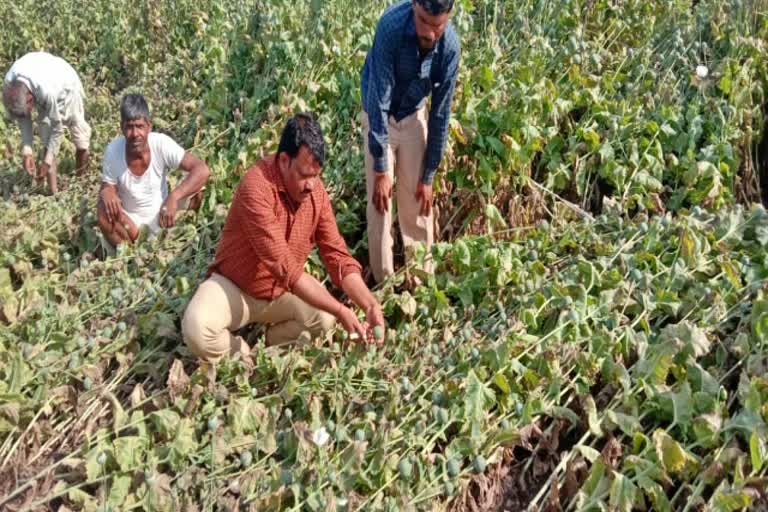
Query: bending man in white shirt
2 52 92 194
97 93 211 246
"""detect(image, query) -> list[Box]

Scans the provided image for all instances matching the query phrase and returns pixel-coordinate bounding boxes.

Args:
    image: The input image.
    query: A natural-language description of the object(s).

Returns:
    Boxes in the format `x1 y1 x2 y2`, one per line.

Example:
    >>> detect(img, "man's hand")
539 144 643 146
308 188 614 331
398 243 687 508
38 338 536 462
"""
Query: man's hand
415 182 433 216
336 304 367 342
22 155 36 177
364 302 386 345
101 186 123 223
159 193 179 228
373 172 392 214
38 162 50 180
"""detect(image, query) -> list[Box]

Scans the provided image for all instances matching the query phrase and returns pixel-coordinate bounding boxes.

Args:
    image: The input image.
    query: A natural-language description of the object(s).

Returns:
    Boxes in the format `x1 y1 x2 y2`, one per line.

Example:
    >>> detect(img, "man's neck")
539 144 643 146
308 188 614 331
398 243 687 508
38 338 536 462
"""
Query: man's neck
125 145 150 162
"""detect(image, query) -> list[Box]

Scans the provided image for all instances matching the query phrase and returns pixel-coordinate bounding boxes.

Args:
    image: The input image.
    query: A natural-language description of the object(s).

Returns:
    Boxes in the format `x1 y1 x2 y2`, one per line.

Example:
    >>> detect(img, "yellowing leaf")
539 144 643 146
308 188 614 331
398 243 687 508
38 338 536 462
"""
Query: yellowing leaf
653 429 697 476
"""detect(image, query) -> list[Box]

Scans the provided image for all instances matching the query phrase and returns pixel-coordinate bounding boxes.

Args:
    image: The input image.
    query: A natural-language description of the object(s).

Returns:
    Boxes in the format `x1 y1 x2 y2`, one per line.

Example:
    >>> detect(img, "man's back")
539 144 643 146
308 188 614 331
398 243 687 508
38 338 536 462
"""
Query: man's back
5 52 82 103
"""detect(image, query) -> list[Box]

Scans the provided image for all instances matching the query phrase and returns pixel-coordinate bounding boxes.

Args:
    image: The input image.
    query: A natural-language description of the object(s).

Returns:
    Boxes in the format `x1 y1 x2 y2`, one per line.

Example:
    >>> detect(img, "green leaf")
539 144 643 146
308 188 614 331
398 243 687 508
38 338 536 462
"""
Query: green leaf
464 370 495 441
749 431 766 473
229 397 267 436
453 239 472 270
671 382 694 428
658 321 711 358
168 418 198 471
149 409 181 439
108 475 133 507
605 410 641 436
577 444 601 463
585 395 603 437
637 475 671 512
68 488 98 512
113 436 146 471
609 472 637 512
599 141 614 162
710 488 753 512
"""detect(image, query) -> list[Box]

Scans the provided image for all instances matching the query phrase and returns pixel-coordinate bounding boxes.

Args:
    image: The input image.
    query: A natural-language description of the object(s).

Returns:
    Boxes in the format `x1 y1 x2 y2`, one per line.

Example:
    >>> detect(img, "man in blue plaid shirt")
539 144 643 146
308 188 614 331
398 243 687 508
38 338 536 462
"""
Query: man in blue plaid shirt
361 0 460 283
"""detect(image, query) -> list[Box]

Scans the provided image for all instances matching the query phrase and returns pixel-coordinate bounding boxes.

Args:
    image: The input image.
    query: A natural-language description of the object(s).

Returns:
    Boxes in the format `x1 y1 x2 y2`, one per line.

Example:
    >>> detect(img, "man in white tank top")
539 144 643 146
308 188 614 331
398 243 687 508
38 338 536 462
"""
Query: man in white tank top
3 52 92 194
97 93 210 246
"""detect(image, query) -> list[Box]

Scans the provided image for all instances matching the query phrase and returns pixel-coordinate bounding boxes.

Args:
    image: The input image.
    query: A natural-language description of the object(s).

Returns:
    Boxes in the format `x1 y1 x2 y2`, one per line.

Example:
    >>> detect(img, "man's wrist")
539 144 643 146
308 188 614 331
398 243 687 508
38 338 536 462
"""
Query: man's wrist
167 189 182 202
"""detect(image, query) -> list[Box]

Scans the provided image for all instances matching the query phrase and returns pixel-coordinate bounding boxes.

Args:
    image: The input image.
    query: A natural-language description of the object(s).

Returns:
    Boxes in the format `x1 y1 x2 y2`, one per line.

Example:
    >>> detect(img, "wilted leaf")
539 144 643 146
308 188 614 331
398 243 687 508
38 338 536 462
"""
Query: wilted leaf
653 429 698 476
609 471 637 512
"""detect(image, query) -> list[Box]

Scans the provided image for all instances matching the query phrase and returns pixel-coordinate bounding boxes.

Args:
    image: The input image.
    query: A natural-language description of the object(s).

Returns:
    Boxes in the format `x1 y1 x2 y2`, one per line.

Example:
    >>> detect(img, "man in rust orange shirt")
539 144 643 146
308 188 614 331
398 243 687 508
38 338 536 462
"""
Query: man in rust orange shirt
182 113 385 363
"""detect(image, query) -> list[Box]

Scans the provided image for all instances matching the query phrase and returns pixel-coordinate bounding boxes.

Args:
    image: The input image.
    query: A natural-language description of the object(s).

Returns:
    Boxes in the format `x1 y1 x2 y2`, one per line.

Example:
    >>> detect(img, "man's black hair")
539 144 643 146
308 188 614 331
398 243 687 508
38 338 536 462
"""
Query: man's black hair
415 0 454 15
277 112 326 166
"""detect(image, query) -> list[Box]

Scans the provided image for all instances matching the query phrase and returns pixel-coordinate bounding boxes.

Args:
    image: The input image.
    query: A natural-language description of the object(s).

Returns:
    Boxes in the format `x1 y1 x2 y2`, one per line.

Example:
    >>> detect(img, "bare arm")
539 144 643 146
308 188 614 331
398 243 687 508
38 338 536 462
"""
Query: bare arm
170 152 210 200
160 152 210 227
99 182 122 222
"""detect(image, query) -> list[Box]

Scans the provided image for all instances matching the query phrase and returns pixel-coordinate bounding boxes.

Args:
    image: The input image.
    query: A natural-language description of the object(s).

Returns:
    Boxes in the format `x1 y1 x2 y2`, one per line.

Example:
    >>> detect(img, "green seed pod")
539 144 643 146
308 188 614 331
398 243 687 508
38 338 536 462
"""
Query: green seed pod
472 455 487 474
280 469 293 486
239 451 253 467
373 325 384 340
438 408 450 425
500 418 511 429
398 458 413 480
83 376 93 391
446 459 461 478
97 452 107 465
284 408 293 421
207 416 219 431
354 429 366 442
443 481 455 496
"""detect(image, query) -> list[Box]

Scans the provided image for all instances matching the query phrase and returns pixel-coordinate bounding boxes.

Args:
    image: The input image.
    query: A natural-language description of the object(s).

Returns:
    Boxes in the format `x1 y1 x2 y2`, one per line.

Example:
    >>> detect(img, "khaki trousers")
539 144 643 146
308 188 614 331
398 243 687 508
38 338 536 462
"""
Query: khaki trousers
363 109 434 283
182 273 336 362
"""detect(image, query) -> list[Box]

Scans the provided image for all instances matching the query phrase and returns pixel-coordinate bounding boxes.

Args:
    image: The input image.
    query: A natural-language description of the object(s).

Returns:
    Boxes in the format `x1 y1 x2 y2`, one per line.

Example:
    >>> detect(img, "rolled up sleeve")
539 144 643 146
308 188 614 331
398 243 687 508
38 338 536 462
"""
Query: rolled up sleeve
315 191 362 288
238 182 304 291
18 116 34 156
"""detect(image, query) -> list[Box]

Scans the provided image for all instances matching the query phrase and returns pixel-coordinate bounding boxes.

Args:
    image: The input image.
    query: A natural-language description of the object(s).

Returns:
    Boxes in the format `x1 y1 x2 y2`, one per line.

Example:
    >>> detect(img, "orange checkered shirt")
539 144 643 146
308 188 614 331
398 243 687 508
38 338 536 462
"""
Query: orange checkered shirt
208 155 363 300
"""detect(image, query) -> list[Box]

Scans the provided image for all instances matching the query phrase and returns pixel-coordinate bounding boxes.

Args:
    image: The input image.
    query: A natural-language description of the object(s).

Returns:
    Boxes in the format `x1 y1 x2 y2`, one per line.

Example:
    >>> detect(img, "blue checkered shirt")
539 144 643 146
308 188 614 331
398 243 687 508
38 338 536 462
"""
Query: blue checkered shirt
361 0 460 185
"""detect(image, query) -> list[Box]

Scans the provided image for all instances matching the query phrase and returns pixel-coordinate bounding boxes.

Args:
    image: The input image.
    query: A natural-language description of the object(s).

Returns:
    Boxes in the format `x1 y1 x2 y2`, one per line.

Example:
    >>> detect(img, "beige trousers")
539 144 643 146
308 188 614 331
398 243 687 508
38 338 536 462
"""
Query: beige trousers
182 273 336 362
363 108 434 283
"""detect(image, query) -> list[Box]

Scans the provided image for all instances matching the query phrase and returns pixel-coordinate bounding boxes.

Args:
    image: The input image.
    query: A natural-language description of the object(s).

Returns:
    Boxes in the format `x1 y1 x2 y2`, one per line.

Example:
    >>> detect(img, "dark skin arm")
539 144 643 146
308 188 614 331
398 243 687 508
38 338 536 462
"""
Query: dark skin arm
159 152 211 227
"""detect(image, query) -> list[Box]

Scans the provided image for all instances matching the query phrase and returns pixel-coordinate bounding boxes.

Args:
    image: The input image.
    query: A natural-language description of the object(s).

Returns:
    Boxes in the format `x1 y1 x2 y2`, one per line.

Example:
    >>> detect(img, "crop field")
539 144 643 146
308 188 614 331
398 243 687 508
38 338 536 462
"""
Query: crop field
1 0 768 510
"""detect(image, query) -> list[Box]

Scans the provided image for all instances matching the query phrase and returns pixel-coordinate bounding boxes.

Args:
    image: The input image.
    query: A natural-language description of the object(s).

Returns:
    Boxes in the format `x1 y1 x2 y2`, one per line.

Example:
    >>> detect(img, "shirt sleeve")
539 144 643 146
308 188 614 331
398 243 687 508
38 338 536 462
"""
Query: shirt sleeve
17 116 34 156
365 20 398 173
314 189 363 288
423 44 460 185
157 133 186 171
41 93 64 165
101 144 119 185
238 177 305 291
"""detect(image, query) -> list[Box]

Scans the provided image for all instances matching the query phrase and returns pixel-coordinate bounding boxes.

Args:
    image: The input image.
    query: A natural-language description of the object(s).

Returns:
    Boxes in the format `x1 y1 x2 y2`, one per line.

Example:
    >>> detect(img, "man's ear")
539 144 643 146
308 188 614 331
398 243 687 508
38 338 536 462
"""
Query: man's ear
277 151 289 171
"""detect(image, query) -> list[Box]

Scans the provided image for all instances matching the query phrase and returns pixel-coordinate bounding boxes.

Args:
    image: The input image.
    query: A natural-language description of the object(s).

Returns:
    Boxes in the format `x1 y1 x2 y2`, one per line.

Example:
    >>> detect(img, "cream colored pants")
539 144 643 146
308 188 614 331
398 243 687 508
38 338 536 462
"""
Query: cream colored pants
182 273 336 362
363 109 434 283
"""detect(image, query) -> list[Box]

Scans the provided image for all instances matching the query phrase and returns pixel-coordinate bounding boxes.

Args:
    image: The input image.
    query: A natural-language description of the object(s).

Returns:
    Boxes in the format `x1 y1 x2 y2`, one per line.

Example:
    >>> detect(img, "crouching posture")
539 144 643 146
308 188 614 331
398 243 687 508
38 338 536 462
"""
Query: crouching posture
183 112 385 362
3 52 92 193
97 93 210 246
